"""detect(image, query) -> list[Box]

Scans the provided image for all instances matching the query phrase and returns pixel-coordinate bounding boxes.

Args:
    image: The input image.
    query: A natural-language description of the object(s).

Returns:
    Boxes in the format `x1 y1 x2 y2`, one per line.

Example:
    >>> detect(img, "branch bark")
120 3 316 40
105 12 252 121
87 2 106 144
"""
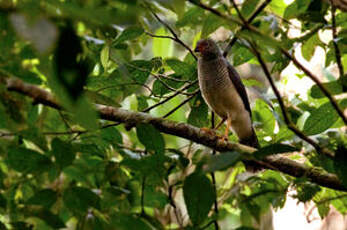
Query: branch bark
188 0 347 125
248 42 334 158
4 77 346 191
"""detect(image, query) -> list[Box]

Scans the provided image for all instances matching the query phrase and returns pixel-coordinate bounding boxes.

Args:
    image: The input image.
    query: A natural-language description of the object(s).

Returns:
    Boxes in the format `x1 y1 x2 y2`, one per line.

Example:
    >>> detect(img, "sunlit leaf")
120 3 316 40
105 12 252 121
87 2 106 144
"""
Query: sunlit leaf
152 27 173 58
310 80 343 98
114 26 144 44
303 102 339 135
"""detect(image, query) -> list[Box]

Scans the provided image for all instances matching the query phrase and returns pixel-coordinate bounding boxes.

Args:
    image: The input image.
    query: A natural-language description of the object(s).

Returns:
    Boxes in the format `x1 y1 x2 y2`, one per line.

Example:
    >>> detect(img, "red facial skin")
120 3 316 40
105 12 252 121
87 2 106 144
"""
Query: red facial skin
194 40 210 54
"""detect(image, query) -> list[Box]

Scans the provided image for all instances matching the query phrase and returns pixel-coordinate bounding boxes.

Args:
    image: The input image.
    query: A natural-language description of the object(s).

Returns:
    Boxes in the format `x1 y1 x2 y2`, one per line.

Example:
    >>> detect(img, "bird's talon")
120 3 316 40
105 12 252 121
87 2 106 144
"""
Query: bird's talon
221 135 229 142
200 127 216 136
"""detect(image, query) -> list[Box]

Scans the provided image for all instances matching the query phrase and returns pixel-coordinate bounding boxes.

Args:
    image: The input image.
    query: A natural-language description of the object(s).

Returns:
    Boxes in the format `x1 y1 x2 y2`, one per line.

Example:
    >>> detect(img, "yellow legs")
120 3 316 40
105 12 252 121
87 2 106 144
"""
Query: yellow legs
200 117 231 141
222 117 231 141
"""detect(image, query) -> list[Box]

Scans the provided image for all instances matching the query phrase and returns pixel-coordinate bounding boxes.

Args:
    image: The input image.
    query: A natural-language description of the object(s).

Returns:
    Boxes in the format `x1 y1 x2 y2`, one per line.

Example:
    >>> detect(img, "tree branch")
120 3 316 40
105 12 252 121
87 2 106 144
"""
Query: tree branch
4 78 346 191
142 80 198 113
188 0 347 125
248 42 334 158
148 8 197 60
330 1 344 78
281 49 347 125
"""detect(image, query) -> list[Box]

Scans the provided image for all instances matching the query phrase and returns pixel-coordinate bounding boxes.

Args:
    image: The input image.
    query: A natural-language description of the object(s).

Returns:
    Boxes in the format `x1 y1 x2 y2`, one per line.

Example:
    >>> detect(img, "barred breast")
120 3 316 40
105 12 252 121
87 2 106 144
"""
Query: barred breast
198 57 242 119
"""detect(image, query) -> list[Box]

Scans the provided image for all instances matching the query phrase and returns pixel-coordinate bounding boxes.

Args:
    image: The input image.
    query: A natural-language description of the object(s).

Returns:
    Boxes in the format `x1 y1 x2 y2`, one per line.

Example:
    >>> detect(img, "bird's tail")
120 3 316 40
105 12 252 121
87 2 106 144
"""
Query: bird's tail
240 128 261 172
240 128 259 148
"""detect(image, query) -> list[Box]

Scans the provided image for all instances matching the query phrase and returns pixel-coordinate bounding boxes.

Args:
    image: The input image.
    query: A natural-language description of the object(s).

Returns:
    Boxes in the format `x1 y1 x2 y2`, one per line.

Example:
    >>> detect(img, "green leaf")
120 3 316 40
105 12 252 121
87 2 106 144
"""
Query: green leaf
176 7 204 28
152 79 170 96
155 0 186 18
100 44 110 70
269 0 286 17
122 153 169 185
63 186 100 213
310 80 343 98
11 222 32 230
254 144 297 159
301 34 323 61
114 26 144 44
72 97 98 130
201 14 225 38
100 126 123 146
232 44 254 66
187 98 208 128
152 27 173 58
204 151 242 172
7 147 51 173
20 127 48 151
110 214 153 230
136 124 165 154
0 193 6 209
51 138 76 169
283 0 310 20
241 0 261 18
126 60 153 85
183 172 216 226
166 58 196 80
36 209 66 229
317 202 330 218
236 227 257 230
85 90 121 107
241 79 264 87
137 95 148 111
294 182 321 202
334 146 347 188
253 100 276 133
303 102 339 135
26 189 57 209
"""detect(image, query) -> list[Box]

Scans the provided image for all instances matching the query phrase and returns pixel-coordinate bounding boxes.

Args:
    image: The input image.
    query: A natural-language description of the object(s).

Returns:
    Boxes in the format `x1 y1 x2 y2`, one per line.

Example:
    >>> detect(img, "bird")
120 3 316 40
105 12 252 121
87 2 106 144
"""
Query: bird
194 39 259 148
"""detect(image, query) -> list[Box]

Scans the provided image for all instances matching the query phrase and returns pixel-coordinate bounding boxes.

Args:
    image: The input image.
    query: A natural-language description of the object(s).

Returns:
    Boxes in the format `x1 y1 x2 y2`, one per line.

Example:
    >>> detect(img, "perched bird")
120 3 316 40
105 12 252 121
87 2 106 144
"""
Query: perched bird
194 39 259 148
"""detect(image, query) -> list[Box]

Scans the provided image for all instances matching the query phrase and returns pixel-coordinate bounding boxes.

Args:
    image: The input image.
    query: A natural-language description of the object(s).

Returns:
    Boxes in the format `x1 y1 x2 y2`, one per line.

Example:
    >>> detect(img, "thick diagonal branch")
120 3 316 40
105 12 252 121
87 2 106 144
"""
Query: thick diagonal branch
4 78 346 191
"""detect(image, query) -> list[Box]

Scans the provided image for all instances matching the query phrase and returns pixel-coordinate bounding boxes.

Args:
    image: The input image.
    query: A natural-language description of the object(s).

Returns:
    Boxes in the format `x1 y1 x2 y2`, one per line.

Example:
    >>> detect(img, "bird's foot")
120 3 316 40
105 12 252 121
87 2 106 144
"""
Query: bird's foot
220 134 229 142
200 127 217 136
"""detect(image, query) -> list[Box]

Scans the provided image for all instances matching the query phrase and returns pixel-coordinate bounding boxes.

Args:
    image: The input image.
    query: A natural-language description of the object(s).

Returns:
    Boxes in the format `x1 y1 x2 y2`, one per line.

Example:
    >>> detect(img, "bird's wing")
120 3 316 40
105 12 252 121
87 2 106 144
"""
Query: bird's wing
225 60 252 117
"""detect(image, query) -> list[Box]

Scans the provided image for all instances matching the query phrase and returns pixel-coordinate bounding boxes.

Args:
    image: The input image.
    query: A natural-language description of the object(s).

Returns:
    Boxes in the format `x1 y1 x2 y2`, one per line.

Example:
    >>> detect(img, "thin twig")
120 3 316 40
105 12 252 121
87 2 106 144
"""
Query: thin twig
223 0 271 57
330 1 344 77
248 42 334 158
210 112 220 230
168 184 183 227
162 90 199 118
189 0 347 125
281 49 347 125
142 80 198 113
201 220 216 230
147 8 197 60
230 0 246 23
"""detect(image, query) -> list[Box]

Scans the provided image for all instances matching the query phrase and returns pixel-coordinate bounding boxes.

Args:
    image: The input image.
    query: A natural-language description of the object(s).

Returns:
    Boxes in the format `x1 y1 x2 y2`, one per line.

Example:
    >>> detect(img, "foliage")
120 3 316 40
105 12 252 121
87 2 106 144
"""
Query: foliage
0 0 346 229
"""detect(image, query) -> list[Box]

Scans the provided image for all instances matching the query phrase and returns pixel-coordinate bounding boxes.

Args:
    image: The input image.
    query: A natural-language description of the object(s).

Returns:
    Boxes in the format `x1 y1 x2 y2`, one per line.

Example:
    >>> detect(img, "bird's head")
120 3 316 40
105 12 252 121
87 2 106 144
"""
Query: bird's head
194 39 221 59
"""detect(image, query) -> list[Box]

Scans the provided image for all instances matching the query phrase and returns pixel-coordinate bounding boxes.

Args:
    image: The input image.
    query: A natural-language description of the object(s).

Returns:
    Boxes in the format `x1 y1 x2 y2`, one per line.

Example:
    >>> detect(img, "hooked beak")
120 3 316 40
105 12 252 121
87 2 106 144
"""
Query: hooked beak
194 46 200 53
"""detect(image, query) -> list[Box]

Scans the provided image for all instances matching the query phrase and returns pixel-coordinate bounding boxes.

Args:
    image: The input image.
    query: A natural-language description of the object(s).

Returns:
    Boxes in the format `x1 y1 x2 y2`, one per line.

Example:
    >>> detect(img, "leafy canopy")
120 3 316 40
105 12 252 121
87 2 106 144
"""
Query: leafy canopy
0 0 346 229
